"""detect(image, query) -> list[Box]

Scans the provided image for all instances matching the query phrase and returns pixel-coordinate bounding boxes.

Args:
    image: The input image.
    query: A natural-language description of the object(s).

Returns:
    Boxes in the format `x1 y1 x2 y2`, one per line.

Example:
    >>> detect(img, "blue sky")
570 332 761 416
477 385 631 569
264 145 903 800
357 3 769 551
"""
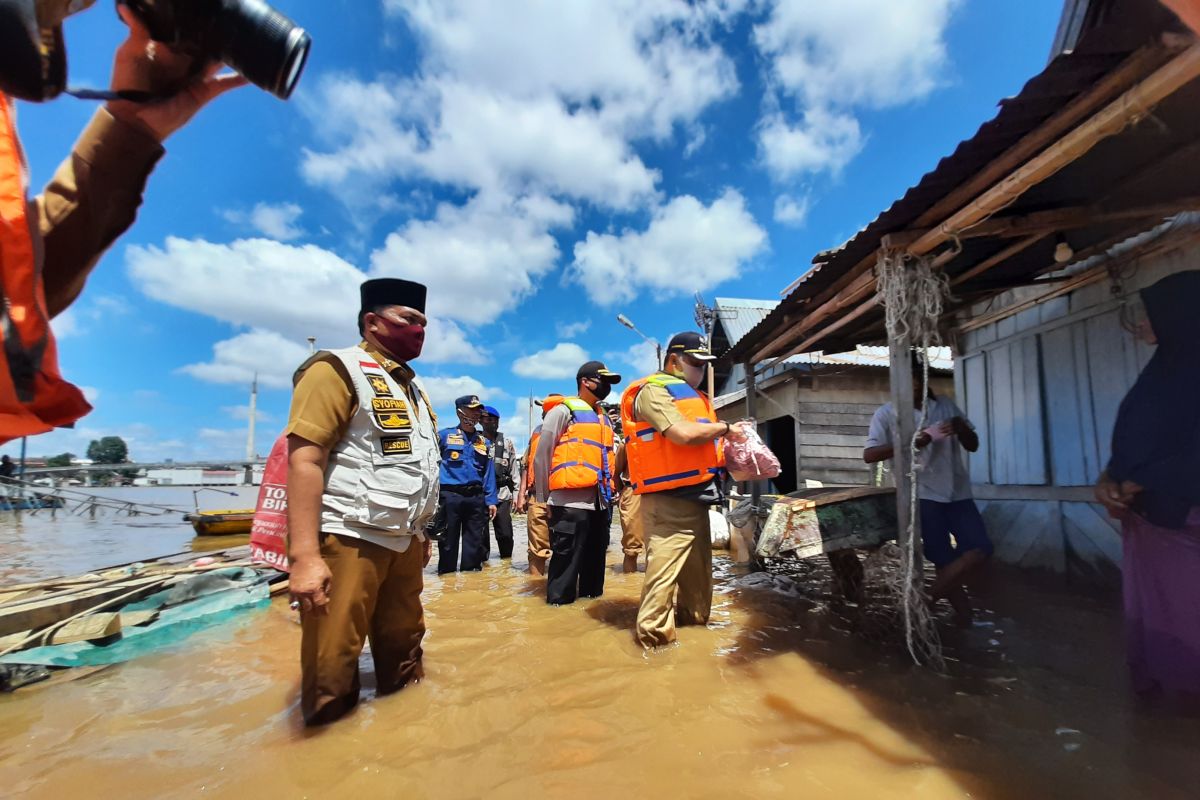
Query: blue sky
7 0 1062 460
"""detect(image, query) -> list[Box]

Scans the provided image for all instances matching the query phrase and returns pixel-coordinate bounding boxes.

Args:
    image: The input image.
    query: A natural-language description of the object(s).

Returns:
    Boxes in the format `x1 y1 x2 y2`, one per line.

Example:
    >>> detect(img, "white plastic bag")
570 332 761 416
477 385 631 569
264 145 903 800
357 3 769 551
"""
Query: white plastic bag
723 419 782 482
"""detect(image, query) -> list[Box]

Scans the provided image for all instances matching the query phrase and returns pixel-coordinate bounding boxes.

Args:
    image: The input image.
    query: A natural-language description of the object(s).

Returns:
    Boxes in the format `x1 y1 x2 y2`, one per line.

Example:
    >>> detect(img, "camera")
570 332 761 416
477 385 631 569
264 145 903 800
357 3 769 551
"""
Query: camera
120 0 311 100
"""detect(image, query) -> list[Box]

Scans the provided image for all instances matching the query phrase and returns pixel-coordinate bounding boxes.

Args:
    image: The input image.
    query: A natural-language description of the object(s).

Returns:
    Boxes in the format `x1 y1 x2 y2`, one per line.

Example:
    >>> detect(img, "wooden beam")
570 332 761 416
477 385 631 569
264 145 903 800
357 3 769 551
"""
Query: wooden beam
888 334 922 575
951 235 1044 286
758 297 880 375
911 41 1183 229
889 197 1200 243
908 43 1200 258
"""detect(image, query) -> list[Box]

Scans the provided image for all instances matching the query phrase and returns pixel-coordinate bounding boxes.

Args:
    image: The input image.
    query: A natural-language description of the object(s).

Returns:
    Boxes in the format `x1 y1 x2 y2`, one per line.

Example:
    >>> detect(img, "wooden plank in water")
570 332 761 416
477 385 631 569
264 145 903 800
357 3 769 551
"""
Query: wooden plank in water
50 612 122 645
0 575 169 637
756 487 897 560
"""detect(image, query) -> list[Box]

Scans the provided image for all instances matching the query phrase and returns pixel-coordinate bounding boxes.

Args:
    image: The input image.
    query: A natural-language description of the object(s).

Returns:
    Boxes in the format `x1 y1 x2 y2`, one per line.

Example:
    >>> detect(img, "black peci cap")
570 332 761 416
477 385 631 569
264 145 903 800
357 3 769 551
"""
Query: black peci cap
666 331 716 361
577 360 622 384
361 278 427 315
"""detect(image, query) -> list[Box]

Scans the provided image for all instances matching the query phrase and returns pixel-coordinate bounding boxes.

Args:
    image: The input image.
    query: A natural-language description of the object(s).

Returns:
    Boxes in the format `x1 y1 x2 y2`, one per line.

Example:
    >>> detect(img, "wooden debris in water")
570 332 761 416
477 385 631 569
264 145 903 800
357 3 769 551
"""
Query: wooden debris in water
50 612 122 645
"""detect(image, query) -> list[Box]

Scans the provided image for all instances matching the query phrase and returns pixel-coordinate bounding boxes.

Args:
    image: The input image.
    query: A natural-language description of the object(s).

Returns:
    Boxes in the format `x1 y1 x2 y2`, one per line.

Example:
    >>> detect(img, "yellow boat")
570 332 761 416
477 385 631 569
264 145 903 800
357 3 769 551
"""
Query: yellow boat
184 509 255 536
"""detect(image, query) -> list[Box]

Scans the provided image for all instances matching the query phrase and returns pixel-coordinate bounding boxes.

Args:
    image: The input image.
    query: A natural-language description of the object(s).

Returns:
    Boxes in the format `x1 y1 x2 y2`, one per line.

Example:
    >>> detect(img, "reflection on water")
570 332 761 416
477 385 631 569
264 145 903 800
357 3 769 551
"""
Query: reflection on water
1 500 1197 799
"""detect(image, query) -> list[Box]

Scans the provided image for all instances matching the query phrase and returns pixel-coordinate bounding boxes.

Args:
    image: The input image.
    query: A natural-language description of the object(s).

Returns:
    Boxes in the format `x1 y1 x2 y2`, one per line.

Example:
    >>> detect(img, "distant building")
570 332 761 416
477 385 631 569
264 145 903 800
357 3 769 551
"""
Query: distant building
710 297 954 491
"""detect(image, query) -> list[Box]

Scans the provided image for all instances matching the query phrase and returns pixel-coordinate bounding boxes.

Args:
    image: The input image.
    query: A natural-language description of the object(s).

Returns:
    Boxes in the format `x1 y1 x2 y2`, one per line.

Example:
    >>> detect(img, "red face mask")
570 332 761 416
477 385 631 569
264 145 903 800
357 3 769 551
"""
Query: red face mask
373 317 425 362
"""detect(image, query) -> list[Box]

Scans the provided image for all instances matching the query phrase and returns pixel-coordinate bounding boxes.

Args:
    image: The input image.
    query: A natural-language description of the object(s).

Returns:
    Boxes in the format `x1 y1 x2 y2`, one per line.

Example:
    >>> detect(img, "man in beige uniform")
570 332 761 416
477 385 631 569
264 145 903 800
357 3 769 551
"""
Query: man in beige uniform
287 278 440 725
613 440 644 573
515 394 561 575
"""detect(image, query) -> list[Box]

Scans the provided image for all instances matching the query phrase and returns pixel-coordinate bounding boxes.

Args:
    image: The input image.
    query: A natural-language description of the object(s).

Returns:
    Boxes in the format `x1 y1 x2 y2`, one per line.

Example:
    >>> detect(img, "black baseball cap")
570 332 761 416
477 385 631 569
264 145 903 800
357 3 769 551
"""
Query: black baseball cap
666 331 716 361
455 395 483 409
577 360 622 384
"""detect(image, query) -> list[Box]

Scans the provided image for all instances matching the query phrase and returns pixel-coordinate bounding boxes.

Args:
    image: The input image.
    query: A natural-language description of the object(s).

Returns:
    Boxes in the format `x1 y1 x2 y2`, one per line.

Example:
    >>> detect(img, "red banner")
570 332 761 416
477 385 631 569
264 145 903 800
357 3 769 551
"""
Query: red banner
250 434 290 572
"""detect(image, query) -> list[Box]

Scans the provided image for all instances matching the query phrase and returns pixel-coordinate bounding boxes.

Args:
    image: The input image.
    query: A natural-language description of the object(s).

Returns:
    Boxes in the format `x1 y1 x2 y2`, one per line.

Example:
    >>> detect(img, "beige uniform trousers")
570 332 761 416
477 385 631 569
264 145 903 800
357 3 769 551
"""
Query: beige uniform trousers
618 486 644 557
526 499 552 559
300 533 425 725
635 493 713 649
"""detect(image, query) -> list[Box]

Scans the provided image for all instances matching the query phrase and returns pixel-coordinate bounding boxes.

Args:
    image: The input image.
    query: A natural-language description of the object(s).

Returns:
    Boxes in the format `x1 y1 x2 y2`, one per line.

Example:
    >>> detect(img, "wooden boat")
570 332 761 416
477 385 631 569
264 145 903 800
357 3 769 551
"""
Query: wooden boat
184 509 255 537
755 486 897 560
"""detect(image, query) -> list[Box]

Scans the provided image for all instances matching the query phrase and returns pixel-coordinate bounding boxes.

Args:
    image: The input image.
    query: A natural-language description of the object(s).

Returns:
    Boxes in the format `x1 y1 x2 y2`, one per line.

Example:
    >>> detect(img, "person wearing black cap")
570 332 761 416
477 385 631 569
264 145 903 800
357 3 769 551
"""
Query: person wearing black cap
436 395 499 573
285 277 441 725
619 332 747 649
481 405 518 560
534 361 621 605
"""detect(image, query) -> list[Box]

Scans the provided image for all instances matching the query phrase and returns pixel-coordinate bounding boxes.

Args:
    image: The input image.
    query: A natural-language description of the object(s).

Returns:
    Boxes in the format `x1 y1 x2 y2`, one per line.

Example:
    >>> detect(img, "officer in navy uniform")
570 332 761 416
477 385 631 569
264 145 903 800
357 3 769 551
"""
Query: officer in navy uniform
436 396 498 573
481 405 518 560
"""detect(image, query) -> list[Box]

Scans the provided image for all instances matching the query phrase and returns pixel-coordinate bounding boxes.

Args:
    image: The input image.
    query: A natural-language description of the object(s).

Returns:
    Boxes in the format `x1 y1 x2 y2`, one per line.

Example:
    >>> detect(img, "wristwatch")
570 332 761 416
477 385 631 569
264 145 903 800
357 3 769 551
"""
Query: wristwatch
722 421 731 436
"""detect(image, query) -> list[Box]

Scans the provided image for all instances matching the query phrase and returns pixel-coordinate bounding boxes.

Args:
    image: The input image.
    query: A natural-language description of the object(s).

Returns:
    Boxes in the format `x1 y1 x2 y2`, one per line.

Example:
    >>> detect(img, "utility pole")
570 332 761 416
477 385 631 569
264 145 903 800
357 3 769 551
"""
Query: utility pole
307 336 316 354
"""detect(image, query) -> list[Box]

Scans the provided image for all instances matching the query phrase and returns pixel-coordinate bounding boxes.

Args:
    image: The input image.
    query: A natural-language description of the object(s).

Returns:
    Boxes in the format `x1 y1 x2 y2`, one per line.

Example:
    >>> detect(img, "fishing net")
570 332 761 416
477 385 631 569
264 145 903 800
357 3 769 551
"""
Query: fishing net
874 249 951 668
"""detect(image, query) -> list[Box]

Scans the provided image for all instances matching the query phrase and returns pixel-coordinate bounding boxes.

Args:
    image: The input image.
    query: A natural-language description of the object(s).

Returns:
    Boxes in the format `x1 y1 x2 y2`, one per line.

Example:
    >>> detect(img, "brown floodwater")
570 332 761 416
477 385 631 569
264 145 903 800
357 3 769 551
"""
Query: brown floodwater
1 492 1198 799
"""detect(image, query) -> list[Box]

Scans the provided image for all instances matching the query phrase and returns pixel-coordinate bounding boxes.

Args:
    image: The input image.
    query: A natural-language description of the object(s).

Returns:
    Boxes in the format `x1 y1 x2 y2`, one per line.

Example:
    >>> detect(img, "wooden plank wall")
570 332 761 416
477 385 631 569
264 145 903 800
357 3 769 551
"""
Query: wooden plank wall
956 242 1195 585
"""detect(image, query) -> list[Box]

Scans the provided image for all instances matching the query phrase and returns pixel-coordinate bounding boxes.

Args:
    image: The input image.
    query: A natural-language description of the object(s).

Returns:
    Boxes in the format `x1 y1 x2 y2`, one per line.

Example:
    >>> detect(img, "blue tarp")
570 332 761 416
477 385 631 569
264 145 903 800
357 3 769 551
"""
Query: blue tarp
0 567 271 668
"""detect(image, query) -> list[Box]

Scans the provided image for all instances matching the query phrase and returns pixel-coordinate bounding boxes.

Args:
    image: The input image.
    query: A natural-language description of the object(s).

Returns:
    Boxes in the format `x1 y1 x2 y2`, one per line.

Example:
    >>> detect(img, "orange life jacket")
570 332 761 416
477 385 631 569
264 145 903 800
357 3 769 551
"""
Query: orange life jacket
0 93 90 443
523 395 565 490
619 373 724 495
549 396 615 500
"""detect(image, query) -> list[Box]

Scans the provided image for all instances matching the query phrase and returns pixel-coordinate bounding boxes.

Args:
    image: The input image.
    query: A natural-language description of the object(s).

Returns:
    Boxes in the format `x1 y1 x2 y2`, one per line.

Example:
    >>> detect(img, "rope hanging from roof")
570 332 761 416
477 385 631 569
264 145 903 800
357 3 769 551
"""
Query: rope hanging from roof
873 250 951 668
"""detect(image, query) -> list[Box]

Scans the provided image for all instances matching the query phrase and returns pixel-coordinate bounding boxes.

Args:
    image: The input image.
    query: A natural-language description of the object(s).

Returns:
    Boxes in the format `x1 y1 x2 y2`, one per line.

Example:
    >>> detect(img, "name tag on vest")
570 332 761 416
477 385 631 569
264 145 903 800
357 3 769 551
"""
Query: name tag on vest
381 436 412 455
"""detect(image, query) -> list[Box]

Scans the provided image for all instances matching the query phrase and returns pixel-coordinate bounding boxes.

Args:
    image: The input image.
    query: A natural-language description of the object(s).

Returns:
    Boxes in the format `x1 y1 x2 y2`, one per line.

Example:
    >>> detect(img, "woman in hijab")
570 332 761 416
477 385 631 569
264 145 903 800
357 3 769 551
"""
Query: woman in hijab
1095 270 1200 706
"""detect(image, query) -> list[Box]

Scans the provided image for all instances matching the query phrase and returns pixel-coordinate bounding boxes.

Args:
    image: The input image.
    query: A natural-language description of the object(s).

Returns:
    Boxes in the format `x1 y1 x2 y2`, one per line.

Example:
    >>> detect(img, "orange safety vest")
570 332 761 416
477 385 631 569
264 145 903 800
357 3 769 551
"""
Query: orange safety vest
548 396 615 499
0 93 90 443
524 395 565 490
619 373 724 495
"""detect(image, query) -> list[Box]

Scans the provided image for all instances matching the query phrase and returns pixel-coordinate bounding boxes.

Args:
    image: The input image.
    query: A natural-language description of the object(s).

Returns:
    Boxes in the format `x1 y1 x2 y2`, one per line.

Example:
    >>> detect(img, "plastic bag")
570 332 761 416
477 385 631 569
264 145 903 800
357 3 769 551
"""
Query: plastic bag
723 419 782 482
249 434 290 572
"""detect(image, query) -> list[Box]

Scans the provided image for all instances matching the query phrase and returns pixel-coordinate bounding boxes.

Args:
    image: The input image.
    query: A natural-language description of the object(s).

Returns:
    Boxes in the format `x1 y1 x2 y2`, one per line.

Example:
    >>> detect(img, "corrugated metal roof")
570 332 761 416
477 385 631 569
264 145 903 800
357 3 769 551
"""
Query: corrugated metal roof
794 346 953 371
712 298 778 348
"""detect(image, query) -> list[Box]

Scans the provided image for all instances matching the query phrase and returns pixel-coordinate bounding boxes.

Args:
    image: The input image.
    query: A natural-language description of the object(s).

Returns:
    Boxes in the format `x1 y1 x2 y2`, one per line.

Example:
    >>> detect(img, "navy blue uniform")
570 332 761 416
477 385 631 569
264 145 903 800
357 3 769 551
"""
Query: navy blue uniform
436 425 498 573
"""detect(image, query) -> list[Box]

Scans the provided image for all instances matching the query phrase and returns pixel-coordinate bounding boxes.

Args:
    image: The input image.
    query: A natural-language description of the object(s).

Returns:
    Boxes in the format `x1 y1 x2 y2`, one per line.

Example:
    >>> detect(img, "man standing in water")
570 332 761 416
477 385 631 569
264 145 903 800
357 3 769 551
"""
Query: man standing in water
516 395 562 576
436 396 498 573
620 333 746 649
535 362 620 605
863 351 990 626
286 278 441 726
481 405 518 560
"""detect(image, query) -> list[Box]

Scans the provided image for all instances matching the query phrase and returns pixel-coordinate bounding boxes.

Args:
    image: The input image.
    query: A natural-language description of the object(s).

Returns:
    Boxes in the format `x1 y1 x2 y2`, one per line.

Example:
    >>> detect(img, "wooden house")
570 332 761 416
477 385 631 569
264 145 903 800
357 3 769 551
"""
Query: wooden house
709 298 953 491
721 0 1200 586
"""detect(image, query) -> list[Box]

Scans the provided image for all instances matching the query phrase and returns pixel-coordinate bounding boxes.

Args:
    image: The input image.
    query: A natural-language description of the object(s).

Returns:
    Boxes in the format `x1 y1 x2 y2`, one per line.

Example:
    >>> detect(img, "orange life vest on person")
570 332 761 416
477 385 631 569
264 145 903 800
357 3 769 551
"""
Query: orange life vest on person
548 396 615 499
524 395 565 490
0 94 90 443
619 373 724 495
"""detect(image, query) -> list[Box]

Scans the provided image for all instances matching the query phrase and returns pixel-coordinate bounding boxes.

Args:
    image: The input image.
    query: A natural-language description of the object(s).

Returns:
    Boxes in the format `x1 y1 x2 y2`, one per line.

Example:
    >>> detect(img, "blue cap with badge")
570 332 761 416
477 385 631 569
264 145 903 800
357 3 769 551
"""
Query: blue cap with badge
455 395 483 409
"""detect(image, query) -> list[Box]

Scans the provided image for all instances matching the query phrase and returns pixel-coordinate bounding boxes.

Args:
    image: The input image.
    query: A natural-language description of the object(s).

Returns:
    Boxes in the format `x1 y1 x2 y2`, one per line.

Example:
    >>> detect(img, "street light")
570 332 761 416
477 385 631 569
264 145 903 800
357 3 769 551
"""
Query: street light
616 314 662 366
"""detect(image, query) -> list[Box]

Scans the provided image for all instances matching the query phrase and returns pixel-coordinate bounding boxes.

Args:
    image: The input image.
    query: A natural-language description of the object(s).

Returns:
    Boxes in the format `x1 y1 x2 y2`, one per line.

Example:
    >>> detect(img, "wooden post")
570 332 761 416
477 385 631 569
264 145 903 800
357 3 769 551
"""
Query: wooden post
888 335 922 574
745 360 761 511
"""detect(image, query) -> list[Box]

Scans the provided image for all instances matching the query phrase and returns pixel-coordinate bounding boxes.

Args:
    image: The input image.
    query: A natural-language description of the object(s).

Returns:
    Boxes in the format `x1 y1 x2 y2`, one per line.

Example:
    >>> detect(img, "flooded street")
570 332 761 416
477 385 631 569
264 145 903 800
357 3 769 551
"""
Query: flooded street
1 491 1198 798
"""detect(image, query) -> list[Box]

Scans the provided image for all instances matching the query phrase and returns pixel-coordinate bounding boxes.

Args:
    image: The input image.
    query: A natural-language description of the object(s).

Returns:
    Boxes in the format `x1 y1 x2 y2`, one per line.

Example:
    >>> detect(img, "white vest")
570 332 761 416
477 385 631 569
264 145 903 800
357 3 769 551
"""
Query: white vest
319 347 440 550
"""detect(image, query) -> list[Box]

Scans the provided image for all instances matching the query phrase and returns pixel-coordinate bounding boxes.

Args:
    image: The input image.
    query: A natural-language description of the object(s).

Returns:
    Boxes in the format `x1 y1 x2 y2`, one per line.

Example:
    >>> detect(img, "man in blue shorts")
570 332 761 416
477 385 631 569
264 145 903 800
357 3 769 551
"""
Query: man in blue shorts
864 352 992 626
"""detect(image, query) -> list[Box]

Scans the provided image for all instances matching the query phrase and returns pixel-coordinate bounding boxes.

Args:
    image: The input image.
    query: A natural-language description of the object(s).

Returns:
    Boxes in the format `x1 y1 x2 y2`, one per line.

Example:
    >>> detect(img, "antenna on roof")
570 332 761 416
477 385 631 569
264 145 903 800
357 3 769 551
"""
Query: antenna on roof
693 292 714 335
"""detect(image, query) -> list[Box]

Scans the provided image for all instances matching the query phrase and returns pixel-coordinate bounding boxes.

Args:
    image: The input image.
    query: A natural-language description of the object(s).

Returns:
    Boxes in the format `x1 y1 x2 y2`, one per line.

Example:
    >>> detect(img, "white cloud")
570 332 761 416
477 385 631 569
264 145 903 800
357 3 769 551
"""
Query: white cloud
419 375 505 421
223 202 305 241
223 405 275 423
512 342 590 379
569 189 767 306
754 0 958 110
604 340 661 377
773 193 812 227
370 191 571 325
178 329 311 390
126 236 487 388
753 0 958 178
80 386 100 404
758 110 863 178
303 2 742 212
555 320 592 339
52 309 80 339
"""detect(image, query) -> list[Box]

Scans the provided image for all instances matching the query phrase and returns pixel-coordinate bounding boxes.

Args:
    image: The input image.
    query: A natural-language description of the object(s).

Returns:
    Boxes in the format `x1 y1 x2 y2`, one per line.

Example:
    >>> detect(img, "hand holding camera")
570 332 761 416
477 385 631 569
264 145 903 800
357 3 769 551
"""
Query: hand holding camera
107 3 248 142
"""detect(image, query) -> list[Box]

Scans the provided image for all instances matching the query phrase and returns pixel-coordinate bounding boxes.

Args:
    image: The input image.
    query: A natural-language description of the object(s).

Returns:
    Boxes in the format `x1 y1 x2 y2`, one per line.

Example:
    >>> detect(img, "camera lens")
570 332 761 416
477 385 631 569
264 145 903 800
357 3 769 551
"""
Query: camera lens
216 0 311 100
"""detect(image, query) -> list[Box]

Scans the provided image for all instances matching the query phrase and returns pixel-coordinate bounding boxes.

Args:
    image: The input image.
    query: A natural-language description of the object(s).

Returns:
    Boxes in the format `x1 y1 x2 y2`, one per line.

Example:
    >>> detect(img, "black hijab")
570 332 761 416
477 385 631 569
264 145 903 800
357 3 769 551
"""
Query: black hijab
1107 270 1200 529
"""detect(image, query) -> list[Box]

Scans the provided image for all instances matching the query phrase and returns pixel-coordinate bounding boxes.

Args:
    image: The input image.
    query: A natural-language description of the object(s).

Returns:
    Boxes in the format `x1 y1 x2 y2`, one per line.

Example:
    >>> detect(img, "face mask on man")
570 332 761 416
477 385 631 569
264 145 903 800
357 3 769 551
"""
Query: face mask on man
678 360 706 390
372 316 425 362
590 381 613 402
